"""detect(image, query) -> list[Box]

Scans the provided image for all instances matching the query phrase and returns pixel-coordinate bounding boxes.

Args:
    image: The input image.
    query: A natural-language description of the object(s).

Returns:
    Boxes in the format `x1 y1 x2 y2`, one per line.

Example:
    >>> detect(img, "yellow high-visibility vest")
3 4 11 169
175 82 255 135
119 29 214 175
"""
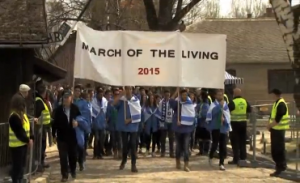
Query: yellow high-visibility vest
35 97 51 125
9 112 30 147
270 98 290 130
224 94 229 104
231 98 247 121
208 96 212 104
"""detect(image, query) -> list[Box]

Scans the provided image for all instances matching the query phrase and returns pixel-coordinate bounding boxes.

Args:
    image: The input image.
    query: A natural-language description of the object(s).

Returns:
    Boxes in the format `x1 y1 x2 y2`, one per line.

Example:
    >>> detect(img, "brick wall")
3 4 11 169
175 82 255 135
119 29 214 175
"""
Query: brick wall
227 63 294 104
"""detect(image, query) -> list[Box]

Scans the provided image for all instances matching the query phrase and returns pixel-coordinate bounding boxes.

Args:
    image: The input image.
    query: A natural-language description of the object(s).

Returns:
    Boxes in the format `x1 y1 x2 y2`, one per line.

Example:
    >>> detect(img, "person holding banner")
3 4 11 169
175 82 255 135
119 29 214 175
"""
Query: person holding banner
159 90 175 158
170 88 196 172
143 94 160 157
91 87 108 159
113 86 142 173
206 89 231 171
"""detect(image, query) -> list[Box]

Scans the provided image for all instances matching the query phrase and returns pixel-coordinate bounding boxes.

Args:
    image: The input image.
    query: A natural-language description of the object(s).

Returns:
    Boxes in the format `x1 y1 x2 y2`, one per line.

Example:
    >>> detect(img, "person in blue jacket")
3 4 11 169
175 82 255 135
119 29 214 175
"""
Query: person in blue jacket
73 85 92 171
91 87 108 159
206 89 232 171
195 91 210 155
169 88 195 172
143 94 160 157
113 86 142 173
188 92 198 153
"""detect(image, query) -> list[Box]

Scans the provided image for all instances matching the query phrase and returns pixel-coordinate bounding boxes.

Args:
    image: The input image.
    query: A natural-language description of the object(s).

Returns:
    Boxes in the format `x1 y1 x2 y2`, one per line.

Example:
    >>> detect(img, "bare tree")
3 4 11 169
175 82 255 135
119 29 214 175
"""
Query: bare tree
231 0 267 18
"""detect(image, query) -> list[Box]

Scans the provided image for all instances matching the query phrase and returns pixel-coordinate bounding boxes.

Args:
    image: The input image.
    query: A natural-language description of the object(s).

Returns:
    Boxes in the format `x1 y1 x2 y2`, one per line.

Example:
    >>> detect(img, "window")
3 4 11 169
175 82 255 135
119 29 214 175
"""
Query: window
268 69 294 94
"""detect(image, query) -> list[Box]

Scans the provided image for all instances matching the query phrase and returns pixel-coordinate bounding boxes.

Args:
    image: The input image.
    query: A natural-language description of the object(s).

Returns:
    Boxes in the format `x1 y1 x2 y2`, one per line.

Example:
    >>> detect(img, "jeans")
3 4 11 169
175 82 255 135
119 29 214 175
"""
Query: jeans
10 145 28 183
209 130 227 165
121 132 137 166
93 130 105 157
175 132 190 162
160 123 174 155
57 140 77 178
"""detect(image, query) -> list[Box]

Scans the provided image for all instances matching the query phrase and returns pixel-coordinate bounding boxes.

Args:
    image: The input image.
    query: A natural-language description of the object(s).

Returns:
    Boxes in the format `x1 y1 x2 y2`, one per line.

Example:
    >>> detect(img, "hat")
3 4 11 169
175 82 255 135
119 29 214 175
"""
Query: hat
270 89 282 95
63 90 72 98
19 84 31 92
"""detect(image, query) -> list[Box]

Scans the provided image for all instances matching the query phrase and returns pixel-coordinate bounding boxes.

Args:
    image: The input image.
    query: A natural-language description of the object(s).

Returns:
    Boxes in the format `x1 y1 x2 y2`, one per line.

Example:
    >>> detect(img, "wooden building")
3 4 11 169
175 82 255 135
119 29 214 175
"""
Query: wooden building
0 0 66 167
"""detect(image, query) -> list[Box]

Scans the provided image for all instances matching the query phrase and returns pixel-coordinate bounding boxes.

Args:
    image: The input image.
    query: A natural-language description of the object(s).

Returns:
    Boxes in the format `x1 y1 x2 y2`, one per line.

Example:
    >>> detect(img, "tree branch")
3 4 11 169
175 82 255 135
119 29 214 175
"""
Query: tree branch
175 0 183 17
168 0 202 28
143 0 158 30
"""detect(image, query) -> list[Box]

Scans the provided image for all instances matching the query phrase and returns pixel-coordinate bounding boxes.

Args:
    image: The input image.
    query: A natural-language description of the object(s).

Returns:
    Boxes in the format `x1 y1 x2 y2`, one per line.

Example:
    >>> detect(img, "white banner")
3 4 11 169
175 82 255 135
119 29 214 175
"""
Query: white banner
74 23 226 88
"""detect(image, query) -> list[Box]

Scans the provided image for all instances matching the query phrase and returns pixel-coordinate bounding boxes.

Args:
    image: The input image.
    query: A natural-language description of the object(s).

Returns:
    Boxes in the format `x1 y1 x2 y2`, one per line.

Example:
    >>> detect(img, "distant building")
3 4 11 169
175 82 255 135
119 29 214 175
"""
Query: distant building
185 11 294 103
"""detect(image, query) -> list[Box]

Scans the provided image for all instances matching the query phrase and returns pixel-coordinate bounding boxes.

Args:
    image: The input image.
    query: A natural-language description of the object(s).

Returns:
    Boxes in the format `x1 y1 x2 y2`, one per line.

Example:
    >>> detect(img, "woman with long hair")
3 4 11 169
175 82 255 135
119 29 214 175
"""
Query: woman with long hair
143 94 160 157
8 93 33 183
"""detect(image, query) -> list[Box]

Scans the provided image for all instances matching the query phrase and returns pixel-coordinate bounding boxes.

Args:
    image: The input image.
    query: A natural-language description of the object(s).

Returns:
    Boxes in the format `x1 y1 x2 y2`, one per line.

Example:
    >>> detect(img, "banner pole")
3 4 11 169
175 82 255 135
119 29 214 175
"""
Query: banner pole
177 87 180 125
123 86 126 122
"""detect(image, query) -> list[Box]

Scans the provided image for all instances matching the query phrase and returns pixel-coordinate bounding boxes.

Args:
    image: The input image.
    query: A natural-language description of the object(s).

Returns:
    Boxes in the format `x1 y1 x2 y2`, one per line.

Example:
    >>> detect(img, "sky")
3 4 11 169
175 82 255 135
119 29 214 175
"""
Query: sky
218 0 300 17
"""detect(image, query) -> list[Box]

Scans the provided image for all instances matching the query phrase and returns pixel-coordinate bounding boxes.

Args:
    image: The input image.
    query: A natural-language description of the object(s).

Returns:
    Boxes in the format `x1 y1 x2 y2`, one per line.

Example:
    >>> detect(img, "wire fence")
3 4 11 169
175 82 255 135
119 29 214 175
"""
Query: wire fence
0 118 45 182
248 100 300 179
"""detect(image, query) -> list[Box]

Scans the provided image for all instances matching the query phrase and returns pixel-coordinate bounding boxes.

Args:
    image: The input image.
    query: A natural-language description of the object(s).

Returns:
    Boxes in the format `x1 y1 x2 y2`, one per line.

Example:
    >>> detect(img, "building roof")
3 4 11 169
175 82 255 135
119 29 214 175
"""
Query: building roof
185 18 290 63
0 0 48 44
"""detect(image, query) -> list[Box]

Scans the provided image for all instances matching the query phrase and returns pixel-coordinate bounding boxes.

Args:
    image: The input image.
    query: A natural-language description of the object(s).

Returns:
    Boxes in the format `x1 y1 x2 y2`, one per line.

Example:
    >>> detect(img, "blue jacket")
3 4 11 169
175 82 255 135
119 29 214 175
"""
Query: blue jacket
206 102 231 134
115 100 141 132
143 106 159 135
75 116 90 149
92 98 107 130
170 99 194 134
196 101 210 129
73 98 92 131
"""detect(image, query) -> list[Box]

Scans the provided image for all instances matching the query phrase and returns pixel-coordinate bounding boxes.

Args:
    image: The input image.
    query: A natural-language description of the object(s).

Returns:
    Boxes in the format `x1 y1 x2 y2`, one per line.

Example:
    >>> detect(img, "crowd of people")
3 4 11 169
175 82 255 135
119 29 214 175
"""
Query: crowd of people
7 81 290 183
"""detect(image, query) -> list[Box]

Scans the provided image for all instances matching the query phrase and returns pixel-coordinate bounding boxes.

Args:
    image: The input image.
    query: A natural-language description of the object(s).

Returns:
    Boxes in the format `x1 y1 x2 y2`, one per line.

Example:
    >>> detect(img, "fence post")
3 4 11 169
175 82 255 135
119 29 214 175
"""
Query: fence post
251 110 257 163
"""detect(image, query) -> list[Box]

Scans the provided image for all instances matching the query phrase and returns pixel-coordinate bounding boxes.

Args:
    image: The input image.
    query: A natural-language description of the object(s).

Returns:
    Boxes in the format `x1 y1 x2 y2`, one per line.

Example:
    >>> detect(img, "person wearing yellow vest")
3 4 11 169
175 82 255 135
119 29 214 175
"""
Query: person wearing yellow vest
9 93 33 183
34 83 51 170
227 88 251 166
268 89 289 177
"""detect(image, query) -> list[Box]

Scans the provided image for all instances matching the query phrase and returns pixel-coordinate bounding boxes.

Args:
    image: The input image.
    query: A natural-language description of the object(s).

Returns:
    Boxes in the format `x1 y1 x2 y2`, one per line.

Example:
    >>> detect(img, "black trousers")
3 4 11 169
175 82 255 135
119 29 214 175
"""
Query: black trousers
196 126 211 153
270 129 287 171
160 124 174 155
145 129 158 152
93 130 105 157
156 130 161 150
111 131 122 152
229 122 247 162
121 132 137 166
57 140 77 178
209 130 227 165
10 145 28 183
190 129 196 150
88 129 95 145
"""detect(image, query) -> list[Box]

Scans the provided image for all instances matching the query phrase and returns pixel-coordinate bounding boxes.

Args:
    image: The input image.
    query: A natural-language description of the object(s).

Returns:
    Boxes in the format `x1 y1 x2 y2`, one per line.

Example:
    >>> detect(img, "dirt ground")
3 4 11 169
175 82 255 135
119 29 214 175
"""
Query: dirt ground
46 149 293 183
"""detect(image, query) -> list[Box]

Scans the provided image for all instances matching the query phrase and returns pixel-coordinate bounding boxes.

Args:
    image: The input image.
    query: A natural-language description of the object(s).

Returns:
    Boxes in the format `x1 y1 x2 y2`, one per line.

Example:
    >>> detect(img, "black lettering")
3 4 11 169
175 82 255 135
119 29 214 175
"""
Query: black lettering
182 50 187 58
211 52 218 60
169 50 175 58
98 49 106 56
127 49 136 57
191 51 198 59
136 49 143 57
202 52 210 59
82 42 89 50
150 49 157 57
90 47 96 55
115 49 122 57
158 50 167 58
107 49 115 57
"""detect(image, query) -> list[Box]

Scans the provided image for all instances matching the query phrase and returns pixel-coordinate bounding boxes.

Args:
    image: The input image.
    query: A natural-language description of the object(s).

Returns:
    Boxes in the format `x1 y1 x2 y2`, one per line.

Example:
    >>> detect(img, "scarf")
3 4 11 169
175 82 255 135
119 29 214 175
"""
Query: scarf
179 97 195 126
159 99 173 123
206 100 231 131
143 106 160 122
91 97 108 118
120 95 142 123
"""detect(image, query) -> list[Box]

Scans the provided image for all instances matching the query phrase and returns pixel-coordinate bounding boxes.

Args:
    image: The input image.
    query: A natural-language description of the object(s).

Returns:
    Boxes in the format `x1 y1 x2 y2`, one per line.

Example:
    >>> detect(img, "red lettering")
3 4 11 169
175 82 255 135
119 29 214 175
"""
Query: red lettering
137 68 160 75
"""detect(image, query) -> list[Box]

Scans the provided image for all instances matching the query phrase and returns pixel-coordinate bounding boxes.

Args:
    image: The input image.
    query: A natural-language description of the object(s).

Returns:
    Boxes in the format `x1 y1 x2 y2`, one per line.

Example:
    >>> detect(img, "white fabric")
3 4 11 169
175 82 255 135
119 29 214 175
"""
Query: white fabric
74 22 226 88
91 97 108 118
120 96 142 123
180 102 196 126
206 101 232 131
19 84 30 92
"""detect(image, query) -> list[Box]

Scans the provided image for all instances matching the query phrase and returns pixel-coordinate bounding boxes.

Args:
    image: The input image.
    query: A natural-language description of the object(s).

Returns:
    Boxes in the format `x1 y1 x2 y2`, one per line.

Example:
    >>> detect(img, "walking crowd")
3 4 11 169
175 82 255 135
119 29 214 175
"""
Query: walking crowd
7 81 291 183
